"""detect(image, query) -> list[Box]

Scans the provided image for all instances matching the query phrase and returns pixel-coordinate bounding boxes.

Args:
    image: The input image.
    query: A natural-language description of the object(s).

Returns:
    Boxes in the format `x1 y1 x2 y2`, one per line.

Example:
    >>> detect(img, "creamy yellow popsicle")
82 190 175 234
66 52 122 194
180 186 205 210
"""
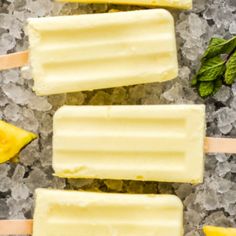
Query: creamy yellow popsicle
56 0 192 9
28 9 178 95
53 105 205 183
33 188 183 236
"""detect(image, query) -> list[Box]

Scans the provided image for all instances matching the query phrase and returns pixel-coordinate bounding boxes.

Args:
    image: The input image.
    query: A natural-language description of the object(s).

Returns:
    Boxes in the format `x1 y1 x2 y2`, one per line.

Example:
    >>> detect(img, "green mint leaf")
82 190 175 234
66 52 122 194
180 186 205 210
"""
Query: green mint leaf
198 81 214 97
202 36 236 60
202 38 226 60
213 78 222 95
197 56 226 81
208 37 226 47
224 50 236 85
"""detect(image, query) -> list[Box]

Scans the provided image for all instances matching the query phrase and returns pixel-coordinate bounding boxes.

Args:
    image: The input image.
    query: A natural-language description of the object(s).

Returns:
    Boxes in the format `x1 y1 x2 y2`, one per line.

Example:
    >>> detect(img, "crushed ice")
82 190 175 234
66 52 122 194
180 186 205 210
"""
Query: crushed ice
0 0 235 232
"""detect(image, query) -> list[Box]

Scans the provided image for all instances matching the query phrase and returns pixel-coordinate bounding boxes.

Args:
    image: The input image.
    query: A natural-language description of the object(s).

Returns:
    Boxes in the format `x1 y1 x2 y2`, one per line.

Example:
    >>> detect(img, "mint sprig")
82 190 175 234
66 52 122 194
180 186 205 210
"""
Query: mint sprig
192 36 236 98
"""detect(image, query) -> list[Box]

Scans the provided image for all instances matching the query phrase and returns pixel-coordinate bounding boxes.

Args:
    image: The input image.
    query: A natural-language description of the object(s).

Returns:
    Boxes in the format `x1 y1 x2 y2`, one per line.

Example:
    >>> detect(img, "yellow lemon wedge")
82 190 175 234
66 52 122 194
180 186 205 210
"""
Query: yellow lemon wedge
0 120 37 164
203 226 236 236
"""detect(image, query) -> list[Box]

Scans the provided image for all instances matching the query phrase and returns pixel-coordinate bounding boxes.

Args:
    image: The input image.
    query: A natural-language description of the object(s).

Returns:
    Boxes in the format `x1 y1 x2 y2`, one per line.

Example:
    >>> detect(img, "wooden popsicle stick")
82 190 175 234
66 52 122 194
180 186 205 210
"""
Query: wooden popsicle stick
0 219 33 235
205 137 236 154
0 51 29 71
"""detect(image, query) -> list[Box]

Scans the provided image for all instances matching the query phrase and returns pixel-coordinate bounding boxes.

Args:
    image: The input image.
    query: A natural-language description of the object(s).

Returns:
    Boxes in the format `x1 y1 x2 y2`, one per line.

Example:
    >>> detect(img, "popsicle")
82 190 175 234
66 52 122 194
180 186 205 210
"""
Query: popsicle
0 188 183 236
53 104 236 184
53 104 204 183
56 0 192 9
0 9 178 95
203 225 236 236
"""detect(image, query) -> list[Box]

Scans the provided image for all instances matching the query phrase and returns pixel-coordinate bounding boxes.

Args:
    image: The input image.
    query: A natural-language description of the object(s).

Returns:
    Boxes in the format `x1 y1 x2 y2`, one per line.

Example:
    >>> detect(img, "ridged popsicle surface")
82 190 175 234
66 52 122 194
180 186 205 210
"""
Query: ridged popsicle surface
33 189 183 236
53 105 205 183
28 9 178 95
